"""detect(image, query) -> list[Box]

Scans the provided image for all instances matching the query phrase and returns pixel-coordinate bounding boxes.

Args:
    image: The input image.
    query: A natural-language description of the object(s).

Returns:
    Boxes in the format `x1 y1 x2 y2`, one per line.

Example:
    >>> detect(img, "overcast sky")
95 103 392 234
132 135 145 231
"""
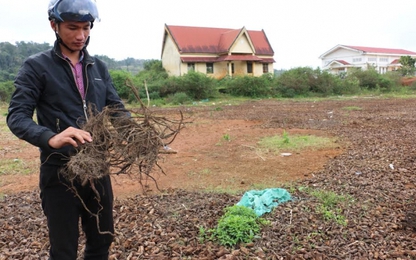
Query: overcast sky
1 0 416 69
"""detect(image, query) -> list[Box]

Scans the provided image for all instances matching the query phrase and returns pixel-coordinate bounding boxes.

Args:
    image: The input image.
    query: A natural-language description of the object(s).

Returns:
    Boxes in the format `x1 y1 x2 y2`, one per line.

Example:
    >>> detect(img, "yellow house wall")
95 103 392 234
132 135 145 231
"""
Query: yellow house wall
231 34 252 53
161 35 182 76
180 62 228 79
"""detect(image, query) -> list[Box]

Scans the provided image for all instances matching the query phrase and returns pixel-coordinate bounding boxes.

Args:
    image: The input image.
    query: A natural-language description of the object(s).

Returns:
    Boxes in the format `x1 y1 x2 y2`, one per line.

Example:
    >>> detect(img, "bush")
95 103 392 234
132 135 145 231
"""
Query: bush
310 69 339 95
221 75 273 98
0 81 14 102
164 92 192 105
208 205 268 247
334 76 361 95
275 67 314 96
109 70 133 99
348 67 380 89
178 71 216 100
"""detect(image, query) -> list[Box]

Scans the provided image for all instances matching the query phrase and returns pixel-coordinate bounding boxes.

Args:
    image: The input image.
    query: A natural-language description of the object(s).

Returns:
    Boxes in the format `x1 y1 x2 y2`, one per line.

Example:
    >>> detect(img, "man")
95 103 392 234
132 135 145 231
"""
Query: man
6 0 125 259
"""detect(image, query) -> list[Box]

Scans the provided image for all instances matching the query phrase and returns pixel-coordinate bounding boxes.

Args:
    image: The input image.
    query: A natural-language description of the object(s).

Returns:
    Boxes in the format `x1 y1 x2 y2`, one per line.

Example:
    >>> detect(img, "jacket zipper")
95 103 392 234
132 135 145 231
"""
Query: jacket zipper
83 62 93 121
58 53 92 121
56 118 61 133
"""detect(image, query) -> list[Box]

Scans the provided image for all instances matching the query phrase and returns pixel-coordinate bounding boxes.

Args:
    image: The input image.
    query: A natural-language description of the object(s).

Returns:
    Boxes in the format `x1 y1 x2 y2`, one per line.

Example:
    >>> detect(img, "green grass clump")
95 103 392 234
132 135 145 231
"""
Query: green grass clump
258 130 337 153
205 205 269 247
309 189 353 226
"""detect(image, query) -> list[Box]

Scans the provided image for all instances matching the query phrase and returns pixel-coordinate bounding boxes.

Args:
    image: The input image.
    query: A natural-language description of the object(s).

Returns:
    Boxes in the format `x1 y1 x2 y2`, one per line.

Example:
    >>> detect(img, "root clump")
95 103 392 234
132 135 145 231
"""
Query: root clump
61 82 183 190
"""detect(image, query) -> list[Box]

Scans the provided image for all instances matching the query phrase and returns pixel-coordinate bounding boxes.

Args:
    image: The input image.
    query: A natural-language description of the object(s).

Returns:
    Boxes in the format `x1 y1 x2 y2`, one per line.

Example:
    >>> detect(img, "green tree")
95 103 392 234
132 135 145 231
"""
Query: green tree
109 70 133 99
399 55 416 76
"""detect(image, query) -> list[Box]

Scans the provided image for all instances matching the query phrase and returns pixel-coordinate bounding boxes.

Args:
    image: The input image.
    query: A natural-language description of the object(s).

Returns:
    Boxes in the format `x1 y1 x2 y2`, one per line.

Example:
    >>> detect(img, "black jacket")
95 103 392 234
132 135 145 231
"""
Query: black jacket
7 41 125 166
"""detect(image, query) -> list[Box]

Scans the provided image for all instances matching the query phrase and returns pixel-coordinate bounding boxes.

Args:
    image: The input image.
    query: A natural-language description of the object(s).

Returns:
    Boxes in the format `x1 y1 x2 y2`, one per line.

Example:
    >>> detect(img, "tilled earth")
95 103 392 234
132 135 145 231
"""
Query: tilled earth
2 97 416 259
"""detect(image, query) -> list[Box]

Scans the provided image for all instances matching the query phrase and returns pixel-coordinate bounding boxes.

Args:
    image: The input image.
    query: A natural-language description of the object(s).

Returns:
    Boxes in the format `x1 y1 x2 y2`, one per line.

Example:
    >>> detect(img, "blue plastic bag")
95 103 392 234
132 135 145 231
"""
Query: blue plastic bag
236 188 291 216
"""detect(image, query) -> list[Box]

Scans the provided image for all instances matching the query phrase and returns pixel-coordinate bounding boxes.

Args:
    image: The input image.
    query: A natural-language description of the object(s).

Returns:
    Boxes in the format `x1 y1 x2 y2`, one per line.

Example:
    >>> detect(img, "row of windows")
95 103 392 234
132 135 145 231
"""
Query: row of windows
352 57 389 63
187 62 269 74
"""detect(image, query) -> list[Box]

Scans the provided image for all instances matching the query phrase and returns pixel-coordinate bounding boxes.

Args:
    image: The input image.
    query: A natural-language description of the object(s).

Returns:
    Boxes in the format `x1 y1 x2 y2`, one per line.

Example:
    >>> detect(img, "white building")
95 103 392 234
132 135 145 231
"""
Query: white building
319 45 416 74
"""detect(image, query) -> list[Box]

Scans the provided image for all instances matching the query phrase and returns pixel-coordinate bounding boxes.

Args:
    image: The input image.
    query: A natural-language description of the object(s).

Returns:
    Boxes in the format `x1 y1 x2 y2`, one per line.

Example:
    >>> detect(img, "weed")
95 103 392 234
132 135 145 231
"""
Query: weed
282 130 290 144
310 189 352 226
206 205 269 247
223 133 231 142
198 226 207 243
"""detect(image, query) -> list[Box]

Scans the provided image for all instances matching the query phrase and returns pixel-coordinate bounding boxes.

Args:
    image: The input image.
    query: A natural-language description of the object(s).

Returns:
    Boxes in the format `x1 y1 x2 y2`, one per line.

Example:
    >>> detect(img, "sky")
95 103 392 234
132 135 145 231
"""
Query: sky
1 0 416 70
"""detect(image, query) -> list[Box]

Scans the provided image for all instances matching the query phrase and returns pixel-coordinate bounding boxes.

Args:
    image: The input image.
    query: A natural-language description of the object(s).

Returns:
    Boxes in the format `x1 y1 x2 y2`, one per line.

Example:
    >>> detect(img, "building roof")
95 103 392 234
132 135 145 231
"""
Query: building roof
335 60 350 65
320 44 416 58
344 45 416 55
164 24 274 56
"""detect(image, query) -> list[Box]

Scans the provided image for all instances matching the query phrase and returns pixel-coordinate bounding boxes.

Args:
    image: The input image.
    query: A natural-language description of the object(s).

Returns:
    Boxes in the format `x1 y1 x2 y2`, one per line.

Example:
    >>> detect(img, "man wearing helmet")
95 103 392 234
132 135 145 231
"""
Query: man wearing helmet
7 0 124 259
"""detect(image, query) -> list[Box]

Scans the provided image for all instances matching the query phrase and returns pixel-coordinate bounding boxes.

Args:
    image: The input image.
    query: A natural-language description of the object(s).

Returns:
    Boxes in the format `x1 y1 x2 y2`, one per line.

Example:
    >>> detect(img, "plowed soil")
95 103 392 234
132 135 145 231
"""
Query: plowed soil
2 97 416 259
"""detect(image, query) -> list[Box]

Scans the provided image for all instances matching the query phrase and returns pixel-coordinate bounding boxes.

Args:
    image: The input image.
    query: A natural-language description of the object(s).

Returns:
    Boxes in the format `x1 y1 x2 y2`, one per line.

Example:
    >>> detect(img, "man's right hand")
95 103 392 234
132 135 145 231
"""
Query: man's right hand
48 126 92 149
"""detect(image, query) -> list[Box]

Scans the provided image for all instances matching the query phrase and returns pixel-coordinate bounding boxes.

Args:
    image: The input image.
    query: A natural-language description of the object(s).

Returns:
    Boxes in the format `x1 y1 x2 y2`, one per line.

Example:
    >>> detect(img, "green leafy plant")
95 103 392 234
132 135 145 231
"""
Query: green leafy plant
208 205 268 247
198 226 207 243
310 189 352 226
282 130 290 144
223 133 231 142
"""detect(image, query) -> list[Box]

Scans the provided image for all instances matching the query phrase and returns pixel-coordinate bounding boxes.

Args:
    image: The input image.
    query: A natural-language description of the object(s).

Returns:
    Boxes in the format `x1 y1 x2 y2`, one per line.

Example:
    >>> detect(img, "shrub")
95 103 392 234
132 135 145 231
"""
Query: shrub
179 71 216 100
208 205 268 247
164 92 192 105
275 67 314 96
0 81 14 102
109 70 133 99
348 67 380 89
310 69 339 95
222 75 272 98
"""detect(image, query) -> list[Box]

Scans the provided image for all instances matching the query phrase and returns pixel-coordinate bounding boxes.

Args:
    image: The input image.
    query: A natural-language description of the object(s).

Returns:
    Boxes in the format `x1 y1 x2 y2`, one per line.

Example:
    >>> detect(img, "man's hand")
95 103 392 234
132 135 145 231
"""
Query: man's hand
48 126 92 149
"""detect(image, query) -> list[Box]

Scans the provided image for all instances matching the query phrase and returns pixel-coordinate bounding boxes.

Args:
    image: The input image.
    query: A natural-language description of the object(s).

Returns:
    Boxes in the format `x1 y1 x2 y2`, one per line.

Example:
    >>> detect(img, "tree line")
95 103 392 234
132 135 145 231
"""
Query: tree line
0 41 146 82
1 41 416 104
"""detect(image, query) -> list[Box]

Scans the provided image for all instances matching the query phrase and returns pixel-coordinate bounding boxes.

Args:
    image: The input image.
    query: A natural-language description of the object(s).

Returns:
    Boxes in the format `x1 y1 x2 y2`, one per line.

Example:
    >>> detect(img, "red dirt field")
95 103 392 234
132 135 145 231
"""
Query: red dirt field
3 97 416 259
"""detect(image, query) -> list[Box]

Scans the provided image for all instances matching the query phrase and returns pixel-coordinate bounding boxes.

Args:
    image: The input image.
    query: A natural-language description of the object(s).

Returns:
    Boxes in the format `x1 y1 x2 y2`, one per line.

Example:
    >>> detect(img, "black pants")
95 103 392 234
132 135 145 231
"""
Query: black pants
40 164 114 260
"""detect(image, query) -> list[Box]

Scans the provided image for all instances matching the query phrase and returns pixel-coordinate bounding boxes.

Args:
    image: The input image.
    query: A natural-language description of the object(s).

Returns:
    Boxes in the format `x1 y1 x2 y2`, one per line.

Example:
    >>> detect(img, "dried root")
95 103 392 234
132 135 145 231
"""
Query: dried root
60 80 184 191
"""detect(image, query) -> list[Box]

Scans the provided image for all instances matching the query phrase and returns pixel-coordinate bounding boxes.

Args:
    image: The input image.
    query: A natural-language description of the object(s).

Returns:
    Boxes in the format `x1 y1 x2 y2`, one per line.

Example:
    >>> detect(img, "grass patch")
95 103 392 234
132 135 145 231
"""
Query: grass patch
258 130 337 153
0 158 34 175
310 189 352 226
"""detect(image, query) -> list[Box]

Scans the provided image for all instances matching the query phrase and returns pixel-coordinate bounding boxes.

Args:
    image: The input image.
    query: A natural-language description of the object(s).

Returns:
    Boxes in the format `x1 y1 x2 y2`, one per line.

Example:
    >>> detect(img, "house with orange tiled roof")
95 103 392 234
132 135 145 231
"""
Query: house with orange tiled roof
161 24 275 78
319 44 416 74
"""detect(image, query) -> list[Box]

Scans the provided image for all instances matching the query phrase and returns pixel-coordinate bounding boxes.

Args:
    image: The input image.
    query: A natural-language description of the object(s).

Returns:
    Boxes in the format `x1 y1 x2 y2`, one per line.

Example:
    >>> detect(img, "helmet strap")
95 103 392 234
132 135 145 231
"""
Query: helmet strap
55 31 76 53
54 30 90 53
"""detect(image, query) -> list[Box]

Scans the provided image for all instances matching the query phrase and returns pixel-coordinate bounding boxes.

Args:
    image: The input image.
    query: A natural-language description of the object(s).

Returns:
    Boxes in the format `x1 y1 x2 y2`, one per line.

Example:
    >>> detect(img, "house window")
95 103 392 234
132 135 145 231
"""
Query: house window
247 62 253 73
187 63 195 71
352 58 362 63
379 58 388 62
206 63 214 74
368 57 377 62
262 63 269 73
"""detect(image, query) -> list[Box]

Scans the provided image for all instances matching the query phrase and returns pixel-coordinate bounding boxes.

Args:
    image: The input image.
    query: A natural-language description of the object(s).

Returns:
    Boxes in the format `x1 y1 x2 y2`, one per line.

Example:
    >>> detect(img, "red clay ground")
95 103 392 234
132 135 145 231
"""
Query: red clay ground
0 112 342 198
4 98 416 259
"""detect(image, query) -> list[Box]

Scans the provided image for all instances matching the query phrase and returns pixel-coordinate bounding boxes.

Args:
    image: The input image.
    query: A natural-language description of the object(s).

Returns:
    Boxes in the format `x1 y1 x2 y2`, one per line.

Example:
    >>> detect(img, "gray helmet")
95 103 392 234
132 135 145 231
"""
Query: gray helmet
48 0 100 23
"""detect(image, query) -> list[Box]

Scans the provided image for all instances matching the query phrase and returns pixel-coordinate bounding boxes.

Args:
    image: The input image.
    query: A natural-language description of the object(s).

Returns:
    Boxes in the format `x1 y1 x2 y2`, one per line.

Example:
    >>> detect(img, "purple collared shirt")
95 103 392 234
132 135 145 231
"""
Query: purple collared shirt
63 52 85 98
